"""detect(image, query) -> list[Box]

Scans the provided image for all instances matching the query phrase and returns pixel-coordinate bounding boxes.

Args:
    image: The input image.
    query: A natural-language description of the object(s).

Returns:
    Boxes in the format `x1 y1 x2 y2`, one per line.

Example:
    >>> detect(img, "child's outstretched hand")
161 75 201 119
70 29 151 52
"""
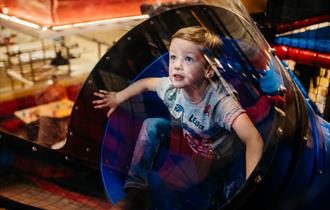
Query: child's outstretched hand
93 90 119 117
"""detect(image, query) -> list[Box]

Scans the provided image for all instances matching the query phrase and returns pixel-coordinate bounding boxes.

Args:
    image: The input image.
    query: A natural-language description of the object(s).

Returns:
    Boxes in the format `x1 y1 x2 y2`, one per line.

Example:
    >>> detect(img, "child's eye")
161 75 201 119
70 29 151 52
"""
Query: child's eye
185 56 193 63
170 55 176 61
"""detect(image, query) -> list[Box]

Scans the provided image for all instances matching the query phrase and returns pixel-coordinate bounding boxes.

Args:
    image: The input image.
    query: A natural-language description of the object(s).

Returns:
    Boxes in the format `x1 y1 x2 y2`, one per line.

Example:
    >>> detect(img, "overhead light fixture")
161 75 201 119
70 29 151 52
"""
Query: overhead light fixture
51 24 74 31
0 12 149 33
0 13 41 29
41 26 49 31
51 15 149 31
2 7 9 14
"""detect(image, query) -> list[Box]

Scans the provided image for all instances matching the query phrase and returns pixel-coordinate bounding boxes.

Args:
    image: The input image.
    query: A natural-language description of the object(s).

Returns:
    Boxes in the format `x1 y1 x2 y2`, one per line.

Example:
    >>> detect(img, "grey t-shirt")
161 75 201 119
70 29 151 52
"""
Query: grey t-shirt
156 77 245 159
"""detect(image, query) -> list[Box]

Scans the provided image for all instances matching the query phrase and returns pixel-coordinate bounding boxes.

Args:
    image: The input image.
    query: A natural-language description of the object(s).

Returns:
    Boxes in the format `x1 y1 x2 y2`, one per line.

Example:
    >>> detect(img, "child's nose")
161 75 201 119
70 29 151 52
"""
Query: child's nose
174 65 182 70
174 60 183 70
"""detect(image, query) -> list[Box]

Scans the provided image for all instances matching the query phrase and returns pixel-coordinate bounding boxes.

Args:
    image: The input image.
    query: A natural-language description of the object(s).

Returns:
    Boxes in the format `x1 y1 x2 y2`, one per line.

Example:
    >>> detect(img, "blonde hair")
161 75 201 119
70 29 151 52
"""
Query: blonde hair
171 26 223 53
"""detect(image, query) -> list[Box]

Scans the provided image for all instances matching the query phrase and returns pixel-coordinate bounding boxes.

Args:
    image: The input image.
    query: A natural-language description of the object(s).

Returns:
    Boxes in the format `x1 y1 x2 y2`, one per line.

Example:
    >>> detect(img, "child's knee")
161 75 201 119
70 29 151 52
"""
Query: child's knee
142 118 170 132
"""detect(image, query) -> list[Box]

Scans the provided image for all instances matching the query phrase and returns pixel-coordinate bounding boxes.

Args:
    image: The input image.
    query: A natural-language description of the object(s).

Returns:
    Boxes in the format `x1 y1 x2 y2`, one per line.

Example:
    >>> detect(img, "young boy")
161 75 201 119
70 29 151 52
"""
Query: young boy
93 26 264 210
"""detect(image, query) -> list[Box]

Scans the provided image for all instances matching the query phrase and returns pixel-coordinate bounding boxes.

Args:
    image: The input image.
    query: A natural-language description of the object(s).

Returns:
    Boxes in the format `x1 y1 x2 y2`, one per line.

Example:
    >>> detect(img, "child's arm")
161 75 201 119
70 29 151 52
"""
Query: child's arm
93 77 161 117
232 113 264 179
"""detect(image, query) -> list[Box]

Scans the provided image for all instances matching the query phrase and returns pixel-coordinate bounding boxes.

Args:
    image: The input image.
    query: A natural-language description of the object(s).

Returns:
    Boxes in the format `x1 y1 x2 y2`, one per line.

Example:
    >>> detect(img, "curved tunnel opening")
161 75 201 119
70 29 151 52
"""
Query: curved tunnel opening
94 4 288 209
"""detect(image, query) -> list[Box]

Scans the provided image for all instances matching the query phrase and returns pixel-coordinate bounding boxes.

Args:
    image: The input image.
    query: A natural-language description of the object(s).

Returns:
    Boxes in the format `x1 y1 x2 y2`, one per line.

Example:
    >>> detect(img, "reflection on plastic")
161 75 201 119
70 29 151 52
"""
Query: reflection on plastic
96 2 289 210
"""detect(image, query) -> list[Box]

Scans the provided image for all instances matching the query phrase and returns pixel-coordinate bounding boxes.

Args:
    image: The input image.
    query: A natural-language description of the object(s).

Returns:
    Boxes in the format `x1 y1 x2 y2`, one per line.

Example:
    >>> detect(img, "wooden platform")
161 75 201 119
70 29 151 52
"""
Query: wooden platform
0 171 112 209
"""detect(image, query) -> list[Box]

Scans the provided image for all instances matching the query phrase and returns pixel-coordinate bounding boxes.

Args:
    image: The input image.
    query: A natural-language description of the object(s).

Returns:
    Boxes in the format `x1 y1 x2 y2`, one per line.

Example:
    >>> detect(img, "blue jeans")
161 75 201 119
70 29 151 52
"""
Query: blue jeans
124 118 180 190
123 118 245 209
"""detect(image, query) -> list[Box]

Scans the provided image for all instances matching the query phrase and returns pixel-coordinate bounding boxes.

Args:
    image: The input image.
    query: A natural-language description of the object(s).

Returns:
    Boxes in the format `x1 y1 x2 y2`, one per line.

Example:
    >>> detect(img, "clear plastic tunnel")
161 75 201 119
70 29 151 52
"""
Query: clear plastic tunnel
1 1 329 210
90 1 290 209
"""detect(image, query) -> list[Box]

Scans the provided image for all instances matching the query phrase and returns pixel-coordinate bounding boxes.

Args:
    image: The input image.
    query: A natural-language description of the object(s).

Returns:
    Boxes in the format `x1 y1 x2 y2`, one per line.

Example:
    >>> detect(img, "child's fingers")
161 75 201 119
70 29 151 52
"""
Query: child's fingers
92 98 109 108
98 90 108 94
93 92 105 98
92 90 116 112
94 89 110 96
94 103 107 109
107 107 116 117
92 98 106 104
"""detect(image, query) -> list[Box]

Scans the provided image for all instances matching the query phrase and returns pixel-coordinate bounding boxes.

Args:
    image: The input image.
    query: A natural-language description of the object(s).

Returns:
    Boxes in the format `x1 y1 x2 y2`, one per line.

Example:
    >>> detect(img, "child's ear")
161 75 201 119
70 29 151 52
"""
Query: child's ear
205 65 215 79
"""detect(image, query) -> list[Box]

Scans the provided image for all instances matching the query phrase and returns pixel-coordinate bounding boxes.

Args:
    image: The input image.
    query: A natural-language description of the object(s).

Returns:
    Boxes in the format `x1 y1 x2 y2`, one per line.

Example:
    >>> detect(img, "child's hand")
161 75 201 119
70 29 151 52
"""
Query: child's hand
93 90 119 117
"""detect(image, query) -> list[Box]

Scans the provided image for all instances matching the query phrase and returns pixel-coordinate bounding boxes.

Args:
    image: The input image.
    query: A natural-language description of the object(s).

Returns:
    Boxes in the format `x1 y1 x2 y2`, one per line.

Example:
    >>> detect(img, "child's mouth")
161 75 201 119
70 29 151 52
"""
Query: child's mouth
173 74 184 81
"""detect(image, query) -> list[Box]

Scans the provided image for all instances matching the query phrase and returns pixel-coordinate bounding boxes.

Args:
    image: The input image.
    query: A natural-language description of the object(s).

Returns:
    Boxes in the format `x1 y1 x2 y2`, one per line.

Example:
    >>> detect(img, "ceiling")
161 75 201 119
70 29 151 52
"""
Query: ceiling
0 0 268 38
0 0 179 26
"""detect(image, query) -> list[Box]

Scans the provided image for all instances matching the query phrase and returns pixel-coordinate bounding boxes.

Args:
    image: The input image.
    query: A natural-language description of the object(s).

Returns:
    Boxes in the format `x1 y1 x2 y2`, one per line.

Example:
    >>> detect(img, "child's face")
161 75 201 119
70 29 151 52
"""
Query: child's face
169 38 209 90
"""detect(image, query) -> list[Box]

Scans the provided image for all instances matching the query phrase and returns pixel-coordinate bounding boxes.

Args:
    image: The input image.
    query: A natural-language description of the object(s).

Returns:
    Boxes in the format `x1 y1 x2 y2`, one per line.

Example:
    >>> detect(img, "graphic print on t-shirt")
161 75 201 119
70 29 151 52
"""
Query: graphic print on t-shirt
183 126 214 159
172 103 184 119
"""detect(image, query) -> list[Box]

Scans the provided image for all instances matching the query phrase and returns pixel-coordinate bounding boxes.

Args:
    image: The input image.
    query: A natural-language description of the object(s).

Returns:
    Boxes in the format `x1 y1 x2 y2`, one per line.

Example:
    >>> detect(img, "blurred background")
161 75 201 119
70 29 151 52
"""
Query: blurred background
0 0 329 209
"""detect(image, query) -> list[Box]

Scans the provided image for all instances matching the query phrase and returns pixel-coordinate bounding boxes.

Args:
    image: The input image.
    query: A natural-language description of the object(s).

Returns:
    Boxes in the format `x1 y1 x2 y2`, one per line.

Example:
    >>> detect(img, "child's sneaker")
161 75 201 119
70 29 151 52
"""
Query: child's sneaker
110 188 150 210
